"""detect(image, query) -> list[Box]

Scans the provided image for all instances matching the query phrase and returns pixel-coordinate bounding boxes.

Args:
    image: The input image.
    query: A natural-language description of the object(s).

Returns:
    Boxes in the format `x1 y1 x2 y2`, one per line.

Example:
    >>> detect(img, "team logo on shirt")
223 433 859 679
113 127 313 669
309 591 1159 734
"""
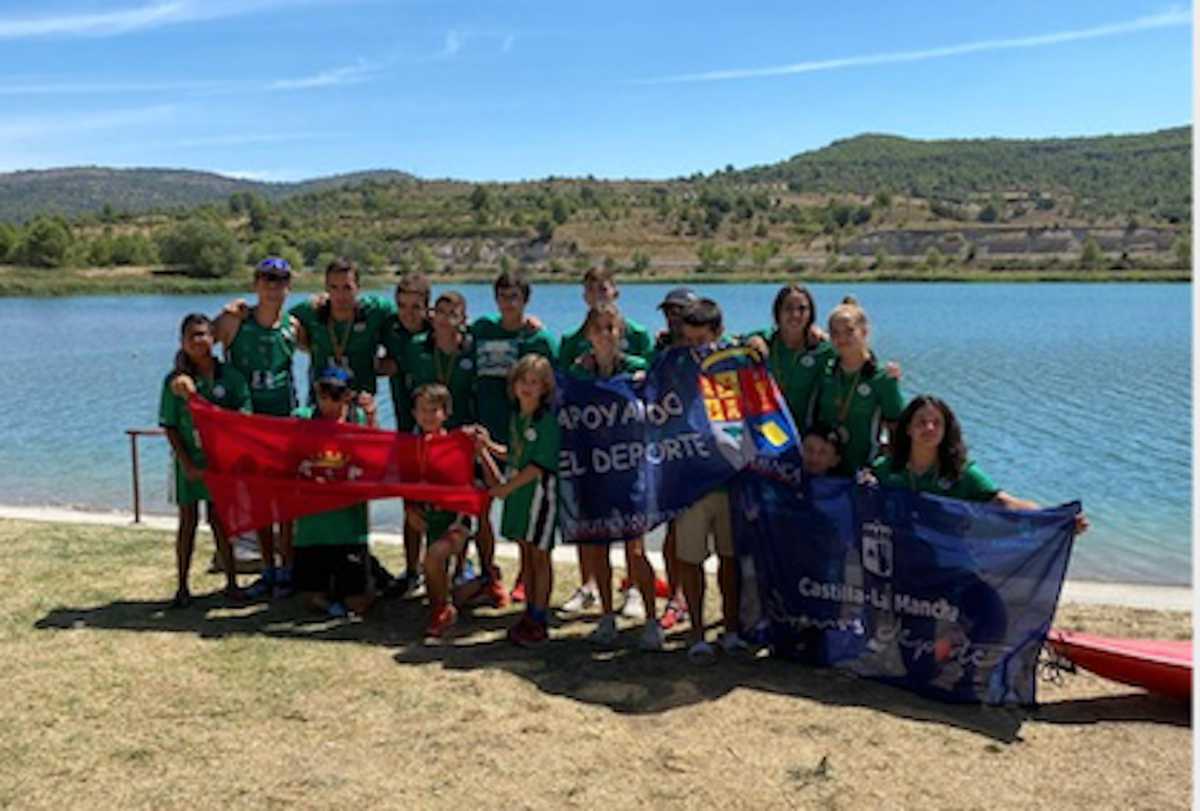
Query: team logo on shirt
856 383 871 397
460 358 474 370
801 355 815 367
213 384 226 399
298 448 364 483
524 427 537 442
353 323 366 332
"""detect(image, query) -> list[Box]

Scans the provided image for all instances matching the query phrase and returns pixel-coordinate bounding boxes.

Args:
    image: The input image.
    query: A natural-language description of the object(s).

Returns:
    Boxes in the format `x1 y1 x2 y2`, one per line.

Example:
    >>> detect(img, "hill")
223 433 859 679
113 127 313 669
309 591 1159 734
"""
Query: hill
0 167 415 223
730 126 1191 223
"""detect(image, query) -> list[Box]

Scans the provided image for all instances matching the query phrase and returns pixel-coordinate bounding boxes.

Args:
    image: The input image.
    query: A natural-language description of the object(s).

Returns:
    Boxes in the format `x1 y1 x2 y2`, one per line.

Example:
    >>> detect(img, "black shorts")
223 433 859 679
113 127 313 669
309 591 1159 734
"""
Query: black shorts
293 544 372 599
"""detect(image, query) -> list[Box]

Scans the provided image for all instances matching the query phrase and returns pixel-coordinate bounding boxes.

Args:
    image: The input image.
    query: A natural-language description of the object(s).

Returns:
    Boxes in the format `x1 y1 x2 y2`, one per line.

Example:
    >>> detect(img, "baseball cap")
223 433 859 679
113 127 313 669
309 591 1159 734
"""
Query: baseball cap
315 365 352 389
255 256 292 278
658 286 699 310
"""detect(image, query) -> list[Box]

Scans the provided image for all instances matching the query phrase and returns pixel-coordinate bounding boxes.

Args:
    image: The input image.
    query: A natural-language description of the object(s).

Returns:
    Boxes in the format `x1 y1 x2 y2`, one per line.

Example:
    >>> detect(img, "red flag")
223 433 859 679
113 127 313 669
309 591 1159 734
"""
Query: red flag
189 398 487 536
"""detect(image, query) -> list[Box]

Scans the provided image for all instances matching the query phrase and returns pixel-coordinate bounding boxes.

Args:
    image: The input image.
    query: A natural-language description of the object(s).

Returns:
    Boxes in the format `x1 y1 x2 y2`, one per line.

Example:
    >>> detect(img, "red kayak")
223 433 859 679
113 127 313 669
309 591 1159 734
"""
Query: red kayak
1047 629 1192 702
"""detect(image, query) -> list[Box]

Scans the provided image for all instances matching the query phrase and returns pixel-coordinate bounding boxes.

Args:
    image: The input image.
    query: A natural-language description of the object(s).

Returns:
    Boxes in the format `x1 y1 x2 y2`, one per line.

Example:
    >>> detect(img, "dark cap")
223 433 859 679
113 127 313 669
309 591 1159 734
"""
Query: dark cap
658 286 698 310
315 365 352 389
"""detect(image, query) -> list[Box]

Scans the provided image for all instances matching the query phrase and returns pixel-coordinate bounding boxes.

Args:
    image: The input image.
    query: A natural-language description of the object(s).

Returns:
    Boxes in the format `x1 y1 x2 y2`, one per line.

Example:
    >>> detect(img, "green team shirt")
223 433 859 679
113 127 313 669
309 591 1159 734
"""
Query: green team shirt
565 352 648 380
814 355 905 476
290 406 370 547
381 316 426 433
403 332 478 429
470 315 557 446
760 328 836 432
500 408 560 540
224 307 298 417
871 458 1000 502
289 294 395 397
557 317 653 369
158 362 251 505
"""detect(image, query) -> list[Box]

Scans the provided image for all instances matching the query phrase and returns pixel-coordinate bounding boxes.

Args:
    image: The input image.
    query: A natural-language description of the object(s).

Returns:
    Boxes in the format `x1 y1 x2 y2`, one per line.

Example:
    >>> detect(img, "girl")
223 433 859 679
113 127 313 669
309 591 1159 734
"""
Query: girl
567 303 664 650
870 395 1091 534
158 313 252 607
813 297 905 476
761 283 835 431
479 354 560 647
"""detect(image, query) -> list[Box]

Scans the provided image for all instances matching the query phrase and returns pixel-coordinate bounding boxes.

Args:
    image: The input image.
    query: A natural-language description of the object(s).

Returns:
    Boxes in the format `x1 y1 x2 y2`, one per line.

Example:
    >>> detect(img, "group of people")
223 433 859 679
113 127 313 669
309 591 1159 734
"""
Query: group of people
159 256 1087 663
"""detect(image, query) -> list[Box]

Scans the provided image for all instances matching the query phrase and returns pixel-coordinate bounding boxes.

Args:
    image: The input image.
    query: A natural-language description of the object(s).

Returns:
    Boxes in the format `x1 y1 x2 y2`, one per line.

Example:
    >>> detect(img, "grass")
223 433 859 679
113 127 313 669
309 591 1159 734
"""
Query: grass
0 517 1191 809
0 264 1189 297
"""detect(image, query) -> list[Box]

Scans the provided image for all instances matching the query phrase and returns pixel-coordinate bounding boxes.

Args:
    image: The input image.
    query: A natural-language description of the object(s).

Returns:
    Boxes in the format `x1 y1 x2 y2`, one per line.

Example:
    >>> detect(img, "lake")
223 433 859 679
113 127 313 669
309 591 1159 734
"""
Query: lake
0 282 1190 585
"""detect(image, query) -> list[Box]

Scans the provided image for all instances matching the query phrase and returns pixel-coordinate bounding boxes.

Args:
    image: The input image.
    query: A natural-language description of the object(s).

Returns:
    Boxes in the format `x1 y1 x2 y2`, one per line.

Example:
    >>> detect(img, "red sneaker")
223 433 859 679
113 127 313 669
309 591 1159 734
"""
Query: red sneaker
511 618 548 648
659 599 689 631
654 578 671 599
506 614 532 642
425 604 458 638
485 579 510 609
510 581 526 603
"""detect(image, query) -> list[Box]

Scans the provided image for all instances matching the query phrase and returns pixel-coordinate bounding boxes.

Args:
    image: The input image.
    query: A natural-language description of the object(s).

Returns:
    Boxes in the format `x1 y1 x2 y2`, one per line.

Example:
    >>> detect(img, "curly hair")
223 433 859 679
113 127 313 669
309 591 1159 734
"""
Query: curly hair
887 395 968 481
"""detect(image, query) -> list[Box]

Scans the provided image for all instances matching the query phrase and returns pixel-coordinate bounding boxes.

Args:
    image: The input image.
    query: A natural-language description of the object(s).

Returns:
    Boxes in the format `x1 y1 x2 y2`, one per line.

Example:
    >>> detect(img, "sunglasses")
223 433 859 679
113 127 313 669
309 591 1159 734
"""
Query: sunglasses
257 258 291 271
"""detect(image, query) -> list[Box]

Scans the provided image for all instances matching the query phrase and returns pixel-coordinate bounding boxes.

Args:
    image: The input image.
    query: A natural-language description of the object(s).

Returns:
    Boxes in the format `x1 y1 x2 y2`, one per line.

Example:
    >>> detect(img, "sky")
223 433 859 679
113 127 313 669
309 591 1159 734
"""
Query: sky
0 0 1192 182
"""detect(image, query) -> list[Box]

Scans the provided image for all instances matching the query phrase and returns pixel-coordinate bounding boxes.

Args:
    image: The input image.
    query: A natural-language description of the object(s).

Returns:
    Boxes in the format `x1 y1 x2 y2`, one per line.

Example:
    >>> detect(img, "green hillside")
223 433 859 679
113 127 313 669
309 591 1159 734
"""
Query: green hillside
732 126 1191 222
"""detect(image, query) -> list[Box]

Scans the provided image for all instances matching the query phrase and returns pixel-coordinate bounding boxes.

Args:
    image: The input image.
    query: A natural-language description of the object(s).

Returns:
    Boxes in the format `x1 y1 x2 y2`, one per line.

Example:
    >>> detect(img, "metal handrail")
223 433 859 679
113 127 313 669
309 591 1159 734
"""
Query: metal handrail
126 428 165 523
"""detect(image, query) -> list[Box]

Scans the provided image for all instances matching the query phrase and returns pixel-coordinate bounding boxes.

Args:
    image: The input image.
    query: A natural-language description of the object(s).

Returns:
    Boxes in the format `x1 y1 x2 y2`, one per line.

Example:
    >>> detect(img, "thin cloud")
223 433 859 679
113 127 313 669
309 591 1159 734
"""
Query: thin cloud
0 105 176 142
268 61 378 90
434 28 516 59
0 61 379 96
439 29 463 58
636 8 1194 84
175 132 348 148
0 0 343 40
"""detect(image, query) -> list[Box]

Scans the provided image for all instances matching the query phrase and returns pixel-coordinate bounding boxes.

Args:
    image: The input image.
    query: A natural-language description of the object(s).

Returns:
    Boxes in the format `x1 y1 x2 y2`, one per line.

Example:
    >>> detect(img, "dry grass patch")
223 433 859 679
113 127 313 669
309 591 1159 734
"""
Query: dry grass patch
0 518 1190 810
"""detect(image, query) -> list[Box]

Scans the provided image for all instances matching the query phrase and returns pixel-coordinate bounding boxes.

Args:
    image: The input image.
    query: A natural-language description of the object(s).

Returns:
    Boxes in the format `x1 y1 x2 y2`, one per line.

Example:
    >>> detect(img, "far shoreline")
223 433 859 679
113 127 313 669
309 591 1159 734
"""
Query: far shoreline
0 265 1190 297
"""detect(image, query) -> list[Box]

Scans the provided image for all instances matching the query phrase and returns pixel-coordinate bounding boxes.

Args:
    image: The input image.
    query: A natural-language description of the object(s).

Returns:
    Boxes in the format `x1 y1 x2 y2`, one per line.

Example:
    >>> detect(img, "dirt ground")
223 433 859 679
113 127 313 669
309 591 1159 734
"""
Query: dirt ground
0 518 1191 810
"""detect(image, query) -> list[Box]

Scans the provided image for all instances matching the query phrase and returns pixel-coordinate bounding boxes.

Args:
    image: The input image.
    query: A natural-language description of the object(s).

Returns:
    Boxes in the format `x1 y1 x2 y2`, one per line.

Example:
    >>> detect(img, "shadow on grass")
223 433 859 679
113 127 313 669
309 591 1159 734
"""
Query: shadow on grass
40 591 1186 743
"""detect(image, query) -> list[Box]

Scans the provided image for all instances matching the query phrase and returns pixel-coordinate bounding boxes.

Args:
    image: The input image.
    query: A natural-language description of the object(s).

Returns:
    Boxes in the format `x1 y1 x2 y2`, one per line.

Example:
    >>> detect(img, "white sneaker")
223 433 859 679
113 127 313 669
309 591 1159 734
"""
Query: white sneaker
639 620 665 652
560 585 598 615
619 587 646 620
588 614 618 646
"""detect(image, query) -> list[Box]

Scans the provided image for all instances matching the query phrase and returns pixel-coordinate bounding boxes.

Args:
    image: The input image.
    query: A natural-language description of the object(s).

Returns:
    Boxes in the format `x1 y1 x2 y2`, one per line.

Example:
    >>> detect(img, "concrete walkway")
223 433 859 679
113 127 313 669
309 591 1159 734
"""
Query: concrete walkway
1 504 1191 612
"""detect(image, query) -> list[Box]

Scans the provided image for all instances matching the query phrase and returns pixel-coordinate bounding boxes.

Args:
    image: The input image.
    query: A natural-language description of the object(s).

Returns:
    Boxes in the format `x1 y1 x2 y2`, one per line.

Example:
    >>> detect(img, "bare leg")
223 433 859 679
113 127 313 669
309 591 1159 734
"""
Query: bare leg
210 516 238 593
530 548 552 613
718 555 739 635
626 538 657 620
175 504 199 596
584 545 614 614
680 561 705 645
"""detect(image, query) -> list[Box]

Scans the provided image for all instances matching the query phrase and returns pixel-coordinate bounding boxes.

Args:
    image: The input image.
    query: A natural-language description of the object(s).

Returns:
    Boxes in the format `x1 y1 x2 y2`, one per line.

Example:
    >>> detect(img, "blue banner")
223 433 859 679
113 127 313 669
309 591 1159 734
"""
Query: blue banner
731 473 1078 705
556 345 801 542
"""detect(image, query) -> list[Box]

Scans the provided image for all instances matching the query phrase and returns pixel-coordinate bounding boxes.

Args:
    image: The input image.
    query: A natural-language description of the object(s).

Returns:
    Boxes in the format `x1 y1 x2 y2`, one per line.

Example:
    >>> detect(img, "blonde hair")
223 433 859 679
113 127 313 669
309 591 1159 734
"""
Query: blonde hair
507 354 555 404
413 382 453 417
828 295 869 331
582 301 624 337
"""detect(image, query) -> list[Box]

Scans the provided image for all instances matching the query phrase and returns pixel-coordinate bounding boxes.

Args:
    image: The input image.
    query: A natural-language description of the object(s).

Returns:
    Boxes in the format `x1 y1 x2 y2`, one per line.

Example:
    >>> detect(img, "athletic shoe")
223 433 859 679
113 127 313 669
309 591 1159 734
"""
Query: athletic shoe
169 588 191 609
588 614 618 646
654 577 671 599
509 582 526 603
560 585 598 615
326 601 349 619
687 640 717 665
244 574 275 601
273 569 294 600
425 604 458 638
619 588 646 620
639 621 665 652
718 632 750 655
506 614 532 642
659 598 689 631
484 579 510 609
509 616 548 647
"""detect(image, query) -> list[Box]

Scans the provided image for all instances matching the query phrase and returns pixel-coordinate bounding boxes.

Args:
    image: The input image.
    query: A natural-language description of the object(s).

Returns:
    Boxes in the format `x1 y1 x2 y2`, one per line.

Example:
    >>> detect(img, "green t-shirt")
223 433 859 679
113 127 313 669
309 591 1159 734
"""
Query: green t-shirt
224 307 299 417
871 458 1000 503
158 362 252 468
557 317 653 369
290 405 370 547
500 408 560 541
760 328 835 432
814 355 905 476
403 332 478 429
381 316 426 433
470 315 557 446
289 294 395 397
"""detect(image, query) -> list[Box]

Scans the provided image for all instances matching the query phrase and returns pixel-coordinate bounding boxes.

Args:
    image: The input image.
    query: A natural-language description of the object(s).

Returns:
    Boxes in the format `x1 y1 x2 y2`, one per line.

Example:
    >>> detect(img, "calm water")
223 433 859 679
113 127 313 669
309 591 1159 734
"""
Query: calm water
0 283 1190 585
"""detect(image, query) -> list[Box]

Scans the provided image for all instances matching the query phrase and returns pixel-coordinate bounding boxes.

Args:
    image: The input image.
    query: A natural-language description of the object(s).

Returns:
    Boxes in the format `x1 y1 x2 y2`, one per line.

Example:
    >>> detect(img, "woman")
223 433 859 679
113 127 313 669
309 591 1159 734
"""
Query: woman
759 284 835 431
813 297 904 476
872 394 1090 533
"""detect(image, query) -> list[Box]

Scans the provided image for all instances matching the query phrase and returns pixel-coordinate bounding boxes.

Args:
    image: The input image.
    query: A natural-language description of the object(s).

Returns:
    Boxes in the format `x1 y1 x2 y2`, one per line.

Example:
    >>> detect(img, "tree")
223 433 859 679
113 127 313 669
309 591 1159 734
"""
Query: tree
750 241 781 272
157 218 242 277
111 233 158 265
1172 235 1191 269
414 243 439 274
978 203 999 223
469 185 492 212
20 217 73 268
1079 237 1104 270
247 194 271 233
535 217 555 242
629 250 651 273
551 196 571 226
696 242 722 272
0 223 18 262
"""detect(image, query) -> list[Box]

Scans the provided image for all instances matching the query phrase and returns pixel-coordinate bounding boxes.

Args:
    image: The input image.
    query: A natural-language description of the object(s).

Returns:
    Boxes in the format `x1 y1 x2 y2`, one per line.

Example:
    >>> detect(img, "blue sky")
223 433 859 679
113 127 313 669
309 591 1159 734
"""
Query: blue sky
0 1 1191 181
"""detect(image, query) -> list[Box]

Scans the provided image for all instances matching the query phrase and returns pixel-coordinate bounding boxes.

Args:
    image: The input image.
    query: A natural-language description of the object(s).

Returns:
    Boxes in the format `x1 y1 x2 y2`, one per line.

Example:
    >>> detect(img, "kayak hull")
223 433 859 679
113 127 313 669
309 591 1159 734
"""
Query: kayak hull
1047 629 1192 702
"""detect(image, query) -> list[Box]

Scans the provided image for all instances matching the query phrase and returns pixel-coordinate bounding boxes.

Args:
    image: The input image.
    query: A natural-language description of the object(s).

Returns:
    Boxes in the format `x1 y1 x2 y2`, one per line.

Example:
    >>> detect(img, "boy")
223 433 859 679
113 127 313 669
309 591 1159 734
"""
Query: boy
802 423 844 477
159 313 252 607
478 354 560 647
410 384 480 638
674 298 743 664
210 256 305 599
290 365 379 618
